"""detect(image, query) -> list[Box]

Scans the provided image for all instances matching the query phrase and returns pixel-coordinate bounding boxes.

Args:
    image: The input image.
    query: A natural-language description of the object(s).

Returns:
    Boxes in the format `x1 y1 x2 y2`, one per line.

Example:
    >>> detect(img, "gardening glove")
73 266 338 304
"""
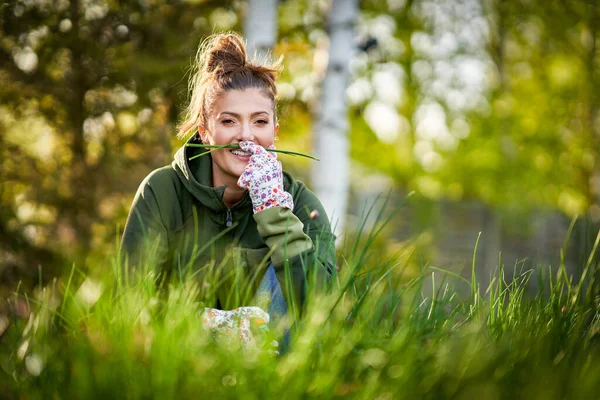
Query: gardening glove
236 141 294 214
201 306 278 353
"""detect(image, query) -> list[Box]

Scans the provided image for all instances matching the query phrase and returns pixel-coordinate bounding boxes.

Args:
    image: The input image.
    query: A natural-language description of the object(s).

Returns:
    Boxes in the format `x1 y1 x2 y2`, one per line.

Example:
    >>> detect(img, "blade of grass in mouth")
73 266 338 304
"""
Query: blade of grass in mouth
186 143 320 161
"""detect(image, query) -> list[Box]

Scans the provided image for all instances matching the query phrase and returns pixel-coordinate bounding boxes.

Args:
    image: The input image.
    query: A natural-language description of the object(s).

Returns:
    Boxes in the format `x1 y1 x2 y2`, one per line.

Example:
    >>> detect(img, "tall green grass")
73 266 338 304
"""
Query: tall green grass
1 203 599 399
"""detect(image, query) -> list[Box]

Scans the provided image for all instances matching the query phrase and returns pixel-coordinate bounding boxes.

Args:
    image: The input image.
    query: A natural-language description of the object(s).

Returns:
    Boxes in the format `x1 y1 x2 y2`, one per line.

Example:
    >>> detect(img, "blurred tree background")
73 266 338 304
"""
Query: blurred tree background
1 0 598 293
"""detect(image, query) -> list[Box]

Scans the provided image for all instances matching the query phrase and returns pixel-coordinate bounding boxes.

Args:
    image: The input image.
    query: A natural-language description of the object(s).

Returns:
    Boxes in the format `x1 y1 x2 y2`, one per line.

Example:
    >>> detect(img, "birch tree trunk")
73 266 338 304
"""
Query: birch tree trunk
311 0 359 240
244 0 278 61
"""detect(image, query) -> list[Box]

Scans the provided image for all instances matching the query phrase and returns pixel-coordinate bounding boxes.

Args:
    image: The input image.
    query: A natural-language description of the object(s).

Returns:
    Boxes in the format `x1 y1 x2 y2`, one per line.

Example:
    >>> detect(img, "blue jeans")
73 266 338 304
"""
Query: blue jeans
253 264 290 354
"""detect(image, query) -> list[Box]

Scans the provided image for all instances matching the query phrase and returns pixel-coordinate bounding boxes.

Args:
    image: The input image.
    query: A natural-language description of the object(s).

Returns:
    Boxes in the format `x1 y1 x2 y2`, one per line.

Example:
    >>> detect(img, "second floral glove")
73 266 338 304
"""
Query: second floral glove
201 306 278 354
236 141 294 214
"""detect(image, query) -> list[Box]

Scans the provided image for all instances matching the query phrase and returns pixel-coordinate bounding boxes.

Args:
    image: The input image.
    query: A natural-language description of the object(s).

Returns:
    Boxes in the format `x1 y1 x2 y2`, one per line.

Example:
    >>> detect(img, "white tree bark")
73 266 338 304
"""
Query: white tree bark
311 0 359 240
244 0 278 62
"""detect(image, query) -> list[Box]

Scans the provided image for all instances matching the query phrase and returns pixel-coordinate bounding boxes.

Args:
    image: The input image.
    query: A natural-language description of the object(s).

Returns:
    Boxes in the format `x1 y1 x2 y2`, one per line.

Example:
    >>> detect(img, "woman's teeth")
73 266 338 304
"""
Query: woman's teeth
231 149 251 156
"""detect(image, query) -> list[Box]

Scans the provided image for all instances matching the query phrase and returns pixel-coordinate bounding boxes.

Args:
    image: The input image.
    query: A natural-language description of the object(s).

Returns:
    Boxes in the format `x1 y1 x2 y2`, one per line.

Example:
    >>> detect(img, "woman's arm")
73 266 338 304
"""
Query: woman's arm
236 141 336 317
120 173 169 280
254 206 335 310
291 186 337 281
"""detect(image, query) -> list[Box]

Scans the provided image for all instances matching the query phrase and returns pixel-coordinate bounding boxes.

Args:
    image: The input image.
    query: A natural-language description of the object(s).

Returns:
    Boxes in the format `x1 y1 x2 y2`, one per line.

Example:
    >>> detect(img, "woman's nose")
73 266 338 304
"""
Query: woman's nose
240 122 254 141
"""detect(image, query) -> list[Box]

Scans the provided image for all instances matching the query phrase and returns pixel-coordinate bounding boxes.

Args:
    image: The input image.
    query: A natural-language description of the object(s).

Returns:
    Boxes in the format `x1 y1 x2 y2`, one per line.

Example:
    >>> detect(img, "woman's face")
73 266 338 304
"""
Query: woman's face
200 88 279 187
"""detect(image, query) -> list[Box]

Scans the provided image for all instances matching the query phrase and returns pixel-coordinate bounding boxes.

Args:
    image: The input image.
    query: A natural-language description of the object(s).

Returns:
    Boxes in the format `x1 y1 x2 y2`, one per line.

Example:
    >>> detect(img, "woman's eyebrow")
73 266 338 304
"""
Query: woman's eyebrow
219 111 269 118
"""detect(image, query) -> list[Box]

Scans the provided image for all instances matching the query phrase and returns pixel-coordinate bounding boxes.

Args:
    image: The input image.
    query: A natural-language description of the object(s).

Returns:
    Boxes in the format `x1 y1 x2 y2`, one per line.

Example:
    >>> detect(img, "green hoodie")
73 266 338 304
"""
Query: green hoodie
120 134 336 315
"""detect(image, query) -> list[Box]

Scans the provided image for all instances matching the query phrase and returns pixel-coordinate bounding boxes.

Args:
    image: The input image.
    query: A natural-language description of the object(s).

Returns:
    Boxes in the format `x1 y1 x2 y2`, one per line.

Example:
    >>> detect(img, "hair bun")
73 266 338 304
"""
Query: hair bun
177 32 283 139
203 33 248 75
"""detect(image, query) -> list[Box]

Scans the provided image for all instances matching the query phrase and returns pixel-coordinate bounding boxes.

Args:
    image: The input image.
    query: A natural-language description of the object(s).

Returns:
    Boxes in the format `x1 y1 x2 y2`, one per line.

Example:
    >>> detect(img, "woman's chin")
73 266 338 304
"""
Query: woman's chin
230 166 247 179
230 152 251 163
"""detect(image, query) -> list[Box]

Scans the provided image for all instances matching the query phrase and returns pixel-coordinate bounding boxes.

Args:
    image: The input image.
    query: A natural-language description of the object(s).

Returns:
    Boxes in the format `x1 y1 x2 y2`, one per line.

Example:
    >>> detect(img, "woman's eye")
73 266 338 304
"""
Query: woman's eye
256 119 268 125
222 119 234 124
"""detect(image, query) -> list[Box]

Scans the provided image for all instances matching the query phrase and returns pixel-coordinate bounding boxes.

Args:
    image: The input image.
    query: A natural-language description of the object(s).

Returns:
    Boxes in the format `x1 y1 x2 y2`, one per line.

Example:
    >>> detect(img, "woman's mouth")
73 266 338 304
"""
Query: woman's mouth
230 149 252 159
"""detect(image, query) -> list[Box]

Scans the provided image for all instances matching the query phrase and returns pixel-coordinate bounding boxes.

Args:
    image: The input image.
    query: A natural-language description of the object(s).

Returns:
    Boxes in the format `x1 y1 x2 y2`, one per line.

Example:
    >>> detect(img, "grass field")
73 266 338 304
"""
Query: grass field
1 206 599 399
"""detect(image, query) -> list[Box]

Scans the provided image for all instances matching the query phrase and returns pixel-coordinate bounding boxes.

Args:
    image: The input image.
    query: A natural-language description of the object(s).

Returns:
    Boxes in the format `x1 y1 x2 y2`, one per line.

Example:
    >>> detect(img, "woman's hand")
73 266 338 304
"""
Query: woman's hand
236 141 294 214
201 306 277 353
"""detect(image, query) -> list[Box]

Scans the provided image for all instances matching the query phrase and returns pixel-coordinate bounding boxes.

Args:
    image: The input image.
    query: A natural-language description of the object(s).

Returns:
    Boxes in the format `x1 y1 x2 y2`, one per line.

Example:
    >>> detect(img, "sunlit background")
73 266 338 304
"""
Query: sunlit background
1 0 599 296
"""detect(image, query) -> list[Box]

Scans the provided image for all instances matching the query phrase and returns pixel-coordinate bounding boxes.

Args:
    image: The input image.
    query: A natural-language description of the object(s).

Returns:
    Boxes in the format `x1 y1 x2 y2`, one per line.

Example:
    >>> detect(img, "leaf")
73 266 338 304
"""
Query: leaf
186 143 320 161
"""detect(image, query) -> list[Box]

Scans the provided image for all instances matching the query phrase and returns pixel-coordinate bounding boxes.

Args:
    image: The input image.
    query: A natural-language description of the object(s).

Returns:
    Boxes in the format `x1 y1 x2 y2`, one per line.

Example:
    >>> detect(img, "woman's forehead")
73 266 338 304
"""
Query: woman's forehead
213 88 274 116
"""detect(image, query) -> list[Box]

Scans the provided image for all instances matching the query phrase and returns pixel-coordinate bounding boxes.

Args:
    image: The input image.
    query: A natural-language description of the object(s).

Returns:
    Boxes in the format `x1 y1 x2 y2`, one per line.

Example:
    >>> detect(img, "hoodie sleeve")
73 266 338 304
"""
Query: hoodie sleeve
253 186 336 317
120 173 169 279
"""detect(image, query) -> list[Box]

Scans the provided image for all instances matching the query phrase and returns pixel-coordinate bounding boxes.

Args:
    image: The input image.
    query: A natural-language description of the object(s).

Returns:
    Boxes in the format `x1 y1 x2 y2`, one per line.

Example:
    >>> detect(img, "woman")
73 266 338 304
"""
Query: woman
120 33 336 344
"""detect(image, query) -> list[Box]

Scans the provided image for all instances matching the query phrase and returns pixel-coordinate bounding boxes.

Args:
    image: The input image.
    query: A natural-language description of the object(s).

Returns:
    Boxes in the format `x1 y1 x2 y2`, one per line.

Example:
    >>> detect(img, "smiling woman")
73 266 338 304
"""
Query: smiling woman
201 88 279 206
120 32 336 350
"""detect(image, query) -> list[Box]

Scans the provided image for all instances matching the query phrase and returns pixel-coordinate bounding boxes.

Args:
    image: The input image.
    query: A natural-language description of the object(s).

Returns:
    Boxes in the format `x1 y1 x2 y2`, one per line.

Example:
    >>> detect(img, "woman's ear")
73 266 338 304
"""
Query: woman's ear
198 125 208 143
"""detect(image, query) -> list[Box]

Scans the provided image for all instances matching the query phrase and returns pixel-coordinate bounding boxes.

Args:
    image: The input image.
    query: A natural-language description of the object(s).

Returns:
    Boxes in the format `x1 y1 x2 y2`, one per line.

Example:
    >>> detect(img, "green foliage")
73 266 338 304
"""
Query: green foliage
1 2 599 375
1 209 599 399
347 0 599 217
0 0 243 282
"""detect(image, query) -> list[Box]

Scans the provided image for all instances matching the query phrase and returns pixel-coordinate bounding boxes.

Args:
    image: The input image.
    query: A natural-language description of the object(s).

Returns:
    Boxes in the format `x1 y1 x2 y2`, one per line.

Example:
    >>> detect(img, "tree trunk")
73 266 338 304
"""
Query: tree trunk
587 0 599 211
584 0 600 310
67 0 93 255
244 0 278 61
311 0 358 240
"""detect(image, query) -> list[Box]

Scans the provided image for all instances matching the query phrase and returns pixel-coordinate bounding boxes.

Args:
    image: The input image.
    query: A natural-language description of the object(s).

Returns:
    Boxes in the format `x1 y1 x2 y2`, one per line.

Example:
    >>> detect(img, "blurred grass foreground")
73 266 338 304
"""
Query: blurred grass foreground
1 203 600 399
2 0 600 398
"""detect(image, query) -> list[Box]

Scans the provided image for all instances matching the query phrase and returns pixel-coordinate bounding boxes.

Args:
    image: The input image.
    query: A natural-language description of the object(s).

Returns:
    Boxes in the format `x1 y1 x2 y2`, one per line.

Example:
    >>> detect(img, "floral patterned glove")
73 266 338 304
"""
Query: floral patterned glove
201 306 277 353
236 141 294 214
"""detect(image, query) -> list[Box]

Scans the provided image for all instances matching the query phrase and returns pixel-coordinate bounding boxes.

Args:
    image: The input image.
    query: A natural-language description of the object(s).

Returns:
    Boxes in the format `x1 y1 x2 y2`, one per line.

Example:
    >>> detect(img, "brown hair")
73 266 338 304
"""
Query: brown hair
177 32 282 139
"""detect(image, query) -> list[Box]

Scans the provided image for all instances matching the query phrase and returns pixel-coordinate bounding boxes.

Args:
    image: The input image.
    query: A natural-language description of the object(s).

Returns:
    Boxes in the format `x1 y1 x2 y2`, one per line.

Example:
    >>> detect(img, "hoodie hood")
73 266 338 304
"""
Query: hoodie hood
172 134 251 212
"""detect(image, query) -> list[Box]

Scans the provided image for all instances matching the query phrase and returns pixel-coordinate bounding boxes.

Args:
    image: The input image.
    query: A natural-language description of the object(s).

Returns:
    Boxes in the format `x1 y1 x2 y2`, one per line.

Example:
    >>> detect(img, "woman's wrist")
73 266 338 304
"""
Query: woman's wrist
253 191 293 213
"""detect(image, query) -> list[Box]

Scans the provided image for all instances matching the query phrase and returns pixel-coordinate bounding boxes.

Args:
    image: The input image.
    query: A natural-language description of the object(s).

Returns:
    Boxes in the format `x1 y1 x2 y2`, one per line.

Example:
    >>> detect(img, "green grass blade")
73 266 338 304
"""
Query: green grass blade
185 143 319 161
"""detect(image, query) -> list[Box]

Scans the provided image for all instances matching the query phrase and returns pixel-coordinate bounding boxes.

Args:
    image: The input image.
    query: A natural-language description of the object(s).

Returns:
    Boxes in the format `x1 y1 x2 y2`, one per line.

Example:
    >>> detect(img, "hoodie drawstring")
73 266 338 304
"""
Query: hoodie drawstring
226 208 233 227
